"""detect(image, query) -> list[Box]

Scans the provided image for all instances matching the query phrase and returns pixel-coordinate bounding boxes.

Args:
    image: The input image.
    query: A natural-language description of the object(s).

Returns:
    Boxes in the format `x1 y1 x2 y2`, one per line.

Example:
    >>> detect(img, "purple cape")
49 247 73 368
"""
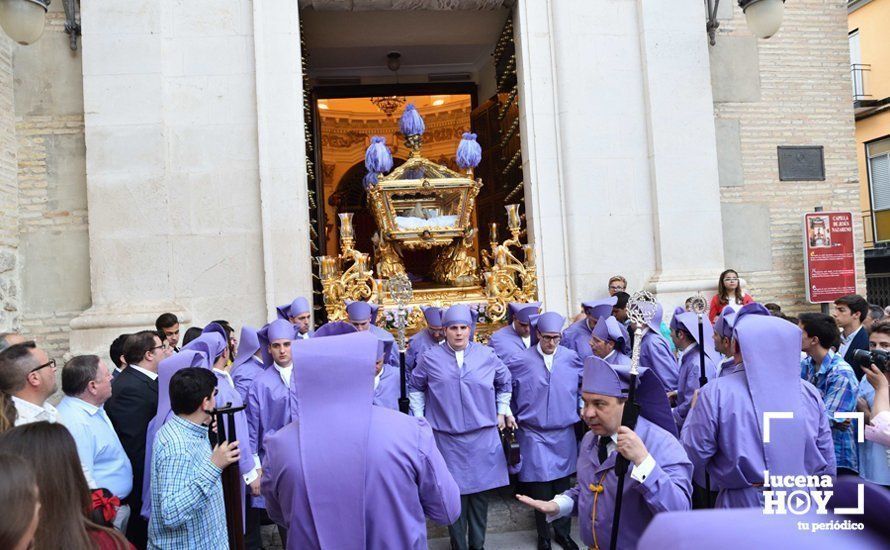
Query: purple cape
294 332 377 548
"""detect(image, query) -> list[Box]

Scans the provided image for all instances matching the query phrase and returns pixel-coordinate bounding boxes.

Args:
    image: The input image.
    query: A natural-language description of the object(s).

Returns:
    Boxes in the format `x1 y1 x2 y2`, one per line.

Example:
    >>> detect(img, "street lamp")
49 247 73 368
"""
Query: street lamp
706 0 786 46
0 0 48 46
0 0 80 50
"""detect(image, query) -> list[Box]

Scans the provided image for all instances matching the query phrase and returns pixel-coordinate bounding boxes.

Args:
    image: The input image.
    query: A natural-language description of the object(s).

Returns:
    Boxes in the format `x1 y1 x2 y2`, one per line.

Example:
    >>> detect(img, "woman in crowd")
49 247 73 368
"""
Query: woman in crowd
0 422 133 550
709 269 755 322
0 453 40 550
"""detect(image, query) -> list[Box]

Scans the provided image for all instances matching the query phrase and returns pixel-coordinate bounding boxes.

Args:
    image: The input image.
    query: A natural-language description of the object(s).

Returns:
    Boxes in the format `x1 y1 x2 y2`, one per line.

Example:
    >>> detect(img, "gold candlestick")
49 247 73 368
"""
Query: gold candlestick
505 204 521 232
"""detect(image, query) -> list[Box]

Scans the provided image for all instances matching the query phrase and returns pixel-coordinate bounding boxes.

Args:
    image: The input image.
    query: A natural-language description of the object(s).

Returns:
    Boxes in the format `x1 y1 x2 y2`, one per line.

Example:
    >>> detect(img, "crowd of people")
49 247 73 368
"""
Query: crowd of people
0 270 889 549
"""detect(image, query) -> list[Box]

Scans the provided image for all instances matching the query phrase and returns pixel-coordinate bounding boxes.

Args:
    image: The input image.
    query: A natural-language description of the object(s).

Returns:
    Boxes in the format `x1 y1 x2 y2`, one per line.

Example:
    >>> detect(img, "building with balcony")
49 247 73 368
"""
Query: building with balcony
850 0 890 301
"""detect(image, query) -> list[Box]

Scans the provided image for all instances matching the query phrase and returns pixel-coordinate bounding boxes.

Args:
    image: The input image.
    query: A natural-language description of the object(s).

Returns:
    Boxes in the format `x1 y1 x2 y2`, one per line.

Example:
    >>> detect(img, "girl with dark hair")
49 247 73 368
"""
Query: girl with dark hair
709 269 754 322
0 422 133 550
0 453 39 550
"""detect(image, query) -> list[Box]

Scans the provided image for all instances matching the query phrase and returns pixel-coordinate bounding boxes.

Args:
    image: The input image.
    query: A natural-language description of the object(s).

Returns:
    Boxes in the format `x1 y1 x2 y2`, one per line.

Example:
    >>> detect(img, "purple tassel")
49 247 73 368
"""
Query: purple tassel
456 132 482 170
362 172 378 190
364 136 393 174
399 104 425 136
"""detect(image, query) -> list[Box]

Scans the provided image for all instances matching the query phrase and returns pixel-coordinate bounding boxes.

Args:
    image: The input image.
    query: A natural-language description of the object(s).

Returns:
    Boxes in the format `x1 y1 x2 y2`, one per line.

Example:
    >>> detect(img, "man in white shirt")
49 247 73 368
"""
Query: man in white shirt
57 355 133 531
0 340 58 426
833 294 869 380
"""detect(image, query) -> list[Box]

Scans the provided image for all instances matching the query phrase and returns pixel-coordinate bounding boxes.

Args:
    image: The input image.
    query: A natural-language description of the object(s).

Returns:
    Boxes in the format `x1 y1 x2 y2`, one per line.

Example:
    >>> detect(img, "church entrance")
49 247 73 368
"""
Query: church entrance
300 7 527 324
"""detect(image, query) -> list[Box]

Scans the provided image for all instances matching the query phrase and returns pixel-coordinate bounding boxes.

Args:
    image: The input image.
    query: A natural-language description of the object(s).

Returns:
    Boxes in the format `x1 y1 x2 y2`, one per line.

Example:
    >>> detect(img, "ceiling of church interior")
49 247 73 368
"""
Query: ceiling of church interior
301 9 509 78
318 95 471 115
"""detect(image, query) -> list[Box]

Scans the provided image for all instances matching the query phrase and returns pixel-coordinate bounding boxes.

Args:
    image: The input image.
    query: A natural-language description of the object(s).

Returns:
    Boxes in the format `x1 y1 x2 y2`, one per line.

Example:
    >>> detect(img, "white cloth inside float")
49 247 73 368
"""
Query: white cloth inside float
394 215 458 230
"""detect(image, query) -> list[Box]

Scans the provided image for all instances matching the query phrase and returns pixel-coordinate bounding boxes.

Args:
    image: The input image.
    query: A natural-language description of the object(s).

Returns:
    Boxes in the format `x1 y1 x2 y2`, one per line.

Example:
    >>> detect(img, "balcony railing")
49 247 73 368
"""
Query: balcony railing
852 63 871 101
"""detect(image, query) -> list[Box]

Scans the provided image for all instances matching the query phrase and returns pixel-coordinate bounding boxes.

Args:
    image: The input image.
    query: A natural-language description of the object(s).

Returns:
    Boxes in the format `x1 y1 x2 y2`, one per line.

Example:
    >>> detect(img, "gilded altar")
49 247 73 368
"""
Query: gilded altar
316 106 537 338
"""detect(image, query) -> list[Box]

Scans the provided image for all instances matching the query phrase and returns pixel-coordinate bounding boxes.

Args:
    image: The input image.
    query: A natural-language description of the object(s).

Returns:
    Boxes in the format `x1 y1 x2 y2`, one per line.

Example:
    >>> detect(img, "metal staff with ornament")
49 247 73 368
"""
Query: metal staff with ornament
387 274 413 415
609 290 657 550
687 292 713 508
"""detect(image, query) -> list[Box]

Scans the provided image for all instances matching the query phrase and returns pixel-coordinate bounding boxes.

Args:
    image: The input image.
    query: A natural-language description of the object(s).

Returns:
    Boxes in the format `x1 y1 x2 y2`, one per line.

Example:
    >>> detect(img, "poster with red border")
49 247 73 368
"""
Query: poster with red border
803 211 857 303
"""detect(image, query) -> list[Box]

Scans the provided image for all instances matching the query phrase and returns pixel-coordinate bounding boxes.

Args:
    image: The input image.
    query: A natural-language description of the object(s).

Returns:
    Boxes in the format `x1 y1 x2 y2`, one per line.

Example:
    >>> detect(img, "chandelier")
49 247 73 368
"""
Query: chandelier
370 96 407 117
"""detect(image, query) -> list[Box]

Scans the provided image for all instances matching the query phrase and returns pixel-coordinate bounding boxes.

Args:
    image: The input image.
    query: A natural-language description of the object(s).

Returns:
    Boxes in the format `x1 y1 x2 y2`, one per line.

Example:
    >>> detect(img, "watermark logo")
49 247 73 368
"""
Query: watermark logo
761 411 866 532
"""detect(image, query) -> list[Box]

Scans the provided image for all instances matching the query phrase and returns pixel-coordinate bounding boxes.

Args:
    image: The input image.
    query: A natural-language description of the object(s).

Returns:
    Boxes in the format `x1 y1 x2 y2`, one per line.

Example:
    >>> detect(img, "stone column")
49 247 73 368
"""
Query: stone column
70 0 312 355
636 0 725 305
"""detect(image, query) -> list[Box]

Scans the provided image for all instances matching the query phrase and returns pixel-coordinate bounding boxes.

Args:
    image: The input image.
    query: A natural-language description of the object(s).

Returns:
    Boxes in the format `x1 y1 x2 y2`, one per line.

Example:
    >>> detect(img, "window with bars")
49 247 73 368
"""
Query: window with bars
868 137 890 242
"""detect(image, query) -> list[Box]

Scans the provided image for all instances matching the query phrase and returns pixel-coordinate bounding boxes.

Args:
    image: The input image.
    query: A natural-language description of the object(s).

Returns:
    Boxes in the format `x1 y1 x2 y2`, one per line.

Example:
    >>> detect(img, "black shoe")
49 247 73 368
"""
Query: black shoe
553 535 579 550
537 537 552 550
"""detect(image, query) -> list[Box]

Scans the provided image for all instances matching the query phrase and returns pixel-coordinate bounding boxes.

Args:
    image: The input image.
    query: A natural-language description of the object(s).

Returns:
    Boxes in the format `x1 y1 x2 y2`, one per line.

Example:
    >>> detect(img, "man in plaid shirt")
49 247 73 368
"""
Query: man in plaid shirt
799 313 859 476
149 368 240 550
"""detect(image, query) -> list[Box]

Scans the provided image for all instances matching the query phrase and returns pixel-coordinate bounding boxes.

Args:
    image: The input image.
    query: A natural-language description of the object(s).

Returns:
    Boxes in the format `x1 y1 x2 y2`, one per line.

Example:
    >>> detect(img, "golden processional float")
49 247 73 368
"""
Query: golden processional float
316 103 537 340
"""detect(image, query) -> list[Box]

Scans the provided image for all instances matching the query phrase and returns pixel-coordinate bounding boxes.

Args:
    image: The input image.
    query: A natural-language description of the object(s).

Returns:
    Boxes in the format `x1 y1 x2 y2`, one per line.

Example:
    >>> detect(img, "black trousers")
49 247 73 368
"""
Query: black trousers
520 476 573 542
244 495 262 550
448 492 489 550
123 496 148 550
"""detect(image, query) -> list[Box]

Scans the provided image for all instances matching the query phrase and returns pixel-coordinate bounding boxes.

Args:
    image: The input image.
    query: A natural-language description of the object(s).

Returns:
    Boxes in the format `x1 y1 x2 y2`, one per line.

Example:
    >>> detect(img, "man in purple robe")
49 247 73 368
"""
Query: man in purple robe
346 300 399 367
409 304 514 550
246 319 297 522
406 306 445 370
277 296 313 340
231 325 264 404
505 311 582 550
374 339 400 411
517 357 692 549
712 306 737 377
561 297 618 360
260 331 461 549
634 301 680 391
681 303 836 508
140 349 208 520
668 309 718 430
488 302 542 362
590 316 632 366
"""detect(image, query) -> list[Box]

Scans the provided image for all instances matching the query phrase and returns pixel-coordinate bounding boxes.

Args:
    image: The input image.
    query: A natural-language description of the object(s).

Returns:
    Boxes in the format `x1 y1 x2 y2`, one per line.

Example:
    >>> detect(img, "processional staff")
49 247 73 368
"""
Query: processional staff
688 292 714 508
609 291 657 550
387 274 414 415
213 402 246 550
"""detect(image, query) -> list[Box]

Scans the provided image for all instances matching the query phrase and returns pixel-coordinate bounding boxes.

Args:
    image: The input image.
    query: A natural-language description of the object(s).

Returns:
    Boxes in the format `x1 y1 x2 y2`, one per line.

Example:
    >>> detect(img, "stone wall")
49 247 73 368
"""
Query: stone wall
0 34 18 332
12 6 89 357
712 0 864 312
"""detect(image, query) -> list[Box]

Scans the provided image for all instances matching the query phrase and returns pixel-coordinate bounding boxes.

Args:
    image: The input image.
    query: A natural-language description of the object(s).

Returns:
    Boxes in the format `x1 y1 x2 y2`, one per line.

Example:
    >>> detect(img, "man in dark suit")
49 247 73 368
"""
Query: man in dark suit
833 294 870 381
105 330 170 549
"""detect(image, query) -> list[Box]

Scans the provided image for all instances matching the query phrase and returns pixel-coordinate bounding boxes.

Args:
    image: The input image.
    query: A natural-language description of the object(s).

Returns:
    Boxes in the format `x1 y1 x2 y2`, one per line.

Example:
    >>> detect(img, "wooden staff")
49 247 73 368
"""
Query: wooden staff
215 402 246 550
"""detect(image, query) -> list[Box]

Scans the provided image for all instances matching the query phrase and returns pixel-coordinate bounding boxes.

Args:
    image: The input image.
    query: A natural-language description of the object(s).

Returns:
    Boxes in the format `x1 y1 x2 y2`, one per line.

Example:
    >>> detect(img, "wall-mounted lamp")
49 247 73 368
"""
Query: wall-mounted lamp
0 0 80 50
706 0 785 46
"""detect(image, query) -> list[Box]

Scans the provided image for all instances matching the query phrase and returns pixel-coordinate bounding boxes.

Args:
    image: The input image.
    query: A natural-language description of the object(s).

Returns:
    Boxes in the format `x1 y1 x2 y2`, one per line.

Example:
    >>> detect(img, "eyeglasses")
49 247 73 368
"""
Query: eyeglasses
609 285 625 291
539 334 561 342
149 344 167 353
30 359 56 374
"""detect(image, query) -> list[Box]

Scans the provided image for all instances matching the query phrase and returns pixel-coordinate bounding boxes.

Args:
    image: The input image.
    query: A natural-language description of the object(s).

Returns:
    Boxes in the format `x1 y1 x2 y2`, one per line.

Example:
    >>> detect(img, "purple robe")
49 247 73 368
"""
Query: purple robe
373 365 400 410
369 324 399 367
261 331 460 549
214 370 257 479
680 362 836 507
604 350 632 366
246 365 292 509
406 329 440 370
506 346 583 482
560 418 692 549
409 342 511 494
488 324 530 362
639 331 679 391
560 318 594 360
263 411 460 549
673 344 718 430
232 356 265 405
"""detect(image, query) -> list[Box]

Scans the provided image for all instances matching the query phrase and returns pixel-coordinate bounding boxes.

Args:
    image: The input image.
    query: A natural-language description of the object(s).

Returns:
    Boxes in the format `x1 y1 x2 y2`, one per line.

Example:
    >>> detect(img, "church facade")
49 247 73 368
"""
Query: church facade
0 0 861 358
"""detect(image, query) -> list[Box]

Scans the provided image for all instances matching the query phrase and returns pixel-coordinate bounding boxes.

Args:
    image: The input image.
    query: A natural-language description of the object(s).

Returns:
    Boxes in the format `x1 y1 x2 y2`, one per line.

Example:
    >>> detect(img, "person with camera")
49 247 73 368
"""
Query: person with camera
856 319 890 487
799 313 859 477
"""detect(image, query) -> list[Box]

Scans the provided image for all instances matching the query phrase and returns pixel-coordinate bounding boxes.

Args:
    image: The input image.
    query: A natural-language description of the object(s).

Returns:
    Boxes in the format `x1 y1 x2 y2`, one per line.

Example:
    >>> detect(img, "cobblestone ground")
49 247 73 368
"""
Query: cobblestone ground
260 486 582 549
